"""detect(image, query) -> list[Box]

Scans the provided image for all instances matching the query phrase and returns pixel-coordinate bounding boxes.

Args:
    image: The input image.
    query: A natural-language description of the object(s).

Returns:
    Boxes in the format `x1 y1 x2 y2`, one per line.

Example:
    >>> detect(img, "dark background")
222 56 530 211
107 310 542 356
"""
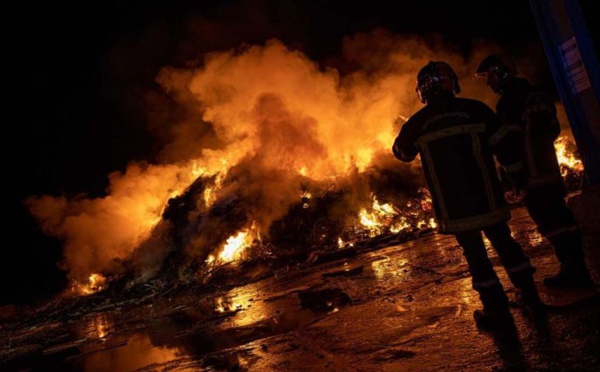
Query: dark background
6 0 597 305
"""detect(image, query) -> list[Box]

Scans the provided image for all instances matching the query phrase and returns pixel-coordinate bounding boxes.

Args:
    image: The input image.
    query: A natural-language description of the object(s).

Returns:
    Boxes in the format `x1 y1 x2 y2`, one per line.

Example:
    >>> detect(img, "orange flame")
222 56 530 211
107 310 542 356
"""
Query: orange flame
220 231 251 262
349 192 436 241
555 135 584 177
358 195 398 236
208 221 262 265
72 273 107 296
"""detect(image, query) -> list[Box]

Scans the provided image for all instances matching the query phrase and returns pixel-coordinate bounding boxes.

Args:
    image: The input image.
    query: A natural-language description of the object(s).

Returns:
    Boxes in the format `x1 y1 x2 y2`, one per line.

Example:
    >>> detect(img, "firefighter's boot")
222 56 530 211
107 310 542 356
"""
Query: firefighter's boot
543 230 595 288
473 284 513 330
543 265 595 288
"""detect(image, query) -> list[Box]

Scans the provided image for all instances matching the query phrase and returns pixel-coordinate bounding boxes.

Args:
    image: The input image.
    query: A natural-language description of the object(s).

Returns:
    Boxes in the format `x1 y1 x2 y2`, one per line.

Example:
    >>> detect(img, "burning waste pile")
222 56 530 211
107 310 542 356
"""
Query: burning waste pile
25 38 442 303
26 156 437 308
23 37 584 306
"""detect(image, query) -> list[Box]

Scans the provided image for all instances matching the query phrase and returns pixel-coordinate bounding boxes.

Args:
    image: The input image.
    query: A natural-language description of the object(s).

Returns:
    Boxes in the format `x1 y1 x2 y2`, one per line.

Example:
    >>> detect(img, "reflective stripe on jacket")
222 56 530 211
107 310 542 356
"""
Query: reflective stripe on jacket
393 95 520 233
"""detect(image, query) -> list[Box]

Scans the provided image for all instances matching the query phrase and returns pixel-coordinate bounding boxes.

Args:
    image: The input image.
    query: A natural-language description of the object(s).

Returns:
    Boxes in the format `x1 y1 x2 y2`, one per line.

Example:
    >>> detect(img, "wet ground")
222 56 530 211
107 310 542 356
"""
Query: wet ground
2 191 600 372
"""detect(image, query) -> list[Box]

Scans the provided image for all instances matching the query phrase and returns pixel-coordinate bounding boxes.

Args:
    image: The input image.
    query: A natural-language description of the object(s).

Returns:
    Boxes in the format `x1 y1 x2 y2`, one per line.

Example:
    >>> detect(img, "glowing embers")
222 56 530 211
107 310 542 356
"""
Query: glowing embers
348 190 436 240
358 195 399 237
301 190 312 209
72 273 107 296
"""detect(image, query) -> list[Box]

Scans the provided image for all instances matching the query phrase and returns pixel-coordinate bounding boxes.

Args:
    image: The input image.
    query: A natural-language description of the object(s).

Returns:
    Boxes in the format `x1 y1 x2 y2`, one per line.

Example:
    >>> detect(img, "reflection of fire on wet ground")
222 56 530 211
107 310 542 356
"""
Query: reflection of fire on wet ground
0 267 361 370
2 204 598 371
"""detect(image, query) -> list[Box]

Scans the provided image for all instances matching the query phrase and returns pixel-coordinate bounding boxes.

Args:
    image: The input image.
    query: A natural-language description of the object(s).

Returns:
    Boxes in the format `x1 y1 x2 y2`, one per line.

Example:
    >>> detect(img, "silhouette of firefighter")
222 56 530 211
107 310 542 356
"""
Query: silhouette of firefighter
393 61 545 330
476 53 595 288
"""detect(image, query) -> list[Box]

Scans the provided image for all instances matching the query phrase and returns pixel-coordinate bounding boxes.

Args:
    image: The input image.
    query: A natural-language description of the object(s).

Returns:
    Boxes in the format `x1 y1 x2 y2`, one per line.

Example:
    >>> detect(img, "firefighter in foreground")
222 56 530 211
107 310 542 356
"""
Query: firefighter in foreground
475 53 595 288
393 61 545 330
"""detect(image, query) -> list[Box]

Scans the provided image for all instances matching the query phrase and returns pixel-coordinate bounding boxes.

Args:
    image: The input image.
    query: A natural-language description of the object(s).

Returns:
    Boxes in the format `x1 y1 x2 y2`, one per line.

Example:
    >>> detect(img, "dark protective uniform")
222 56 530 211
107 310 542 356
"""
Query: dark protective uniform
496 77 589 278
393 91 539 315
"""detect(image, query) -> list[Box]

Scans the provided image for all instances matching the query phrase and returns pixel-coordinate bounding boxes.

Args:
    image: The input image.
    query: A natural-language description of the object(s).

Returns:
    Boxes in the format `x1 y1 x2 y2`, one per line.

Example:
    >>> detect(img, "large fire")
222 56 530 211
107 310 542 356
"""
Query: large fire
23 36 585 297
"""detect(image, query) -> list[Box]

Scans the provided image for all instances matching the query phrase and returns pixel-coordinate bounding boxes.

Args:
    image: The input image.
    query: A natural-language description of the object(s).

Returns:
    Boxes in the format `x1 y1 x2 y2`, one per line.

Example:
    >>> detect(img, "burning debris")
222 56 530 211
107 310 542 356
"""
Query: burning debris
135 160 436 290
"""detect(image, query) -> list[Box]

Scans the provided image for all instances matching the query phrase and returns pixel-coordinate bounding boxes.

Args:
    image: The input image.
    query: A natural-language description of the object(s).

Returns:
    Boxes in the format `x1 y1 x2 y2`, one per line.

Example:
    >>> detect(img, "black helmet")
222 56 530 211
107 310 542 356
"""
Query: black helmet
416 61 461 103
475 53 518 94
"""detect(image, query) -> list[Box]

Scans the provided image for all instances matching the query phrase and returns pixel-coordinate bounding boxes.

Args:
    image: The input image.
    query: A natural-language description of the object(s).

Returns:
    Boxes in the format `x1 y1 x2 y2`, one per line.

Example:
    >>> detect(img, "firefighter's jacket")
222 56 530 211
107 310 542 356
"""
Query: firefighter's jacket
393 94 524 234
496 78 563 192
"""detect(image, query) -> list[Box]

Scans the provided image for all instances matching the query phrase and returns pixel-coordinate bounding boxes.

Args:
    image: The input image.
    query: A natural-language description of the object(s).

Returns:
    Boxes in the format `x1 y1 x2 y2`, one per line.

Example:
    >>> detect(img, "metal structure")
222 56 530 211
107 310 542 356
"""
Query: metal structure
529 0 600 185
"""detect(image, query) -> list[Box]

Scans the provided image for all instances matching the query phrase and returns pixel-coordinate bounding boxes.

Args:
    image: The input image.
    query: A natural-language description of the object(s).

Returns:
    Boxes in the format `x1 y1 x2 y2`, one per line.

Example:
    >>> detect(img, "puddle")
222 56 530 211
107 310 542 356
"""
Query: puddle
2 283 354 371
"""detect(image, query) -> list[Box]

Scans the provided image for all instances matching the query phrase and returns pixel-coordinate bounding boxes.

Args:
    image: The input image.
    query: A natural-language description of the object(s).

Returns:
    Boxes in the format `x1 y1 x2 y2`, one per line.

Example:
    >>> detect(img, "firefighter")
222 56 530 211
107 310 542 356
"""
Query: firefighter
475 53 595 288
393 61 545 330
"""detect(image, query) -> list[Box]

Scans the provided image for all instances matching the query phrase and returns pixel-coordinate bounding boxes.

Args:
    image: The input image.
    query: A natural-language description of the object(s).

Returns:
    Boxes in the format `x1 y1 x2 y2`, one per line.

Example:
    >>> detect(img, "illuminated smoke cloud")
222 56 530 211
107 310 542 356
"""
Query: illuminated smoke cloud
25 27 511 284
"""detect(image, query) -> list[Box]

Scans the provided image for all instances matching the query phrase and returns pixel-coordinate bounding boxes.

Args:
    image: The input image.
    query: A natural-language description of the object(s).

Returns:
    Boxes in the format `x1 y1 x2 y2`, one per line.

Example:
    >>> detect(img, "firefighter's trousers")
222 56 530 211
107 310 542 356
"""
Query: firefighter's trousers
525 183 586 270
455 222 535 308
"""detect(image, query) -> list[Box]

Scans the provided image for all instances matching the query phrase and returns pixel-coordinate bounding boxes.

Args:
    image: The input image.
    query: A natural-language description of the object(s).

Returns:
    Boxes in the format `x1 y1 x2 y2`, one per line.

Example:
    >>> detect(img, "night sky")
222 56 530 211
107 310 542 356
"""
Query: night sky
7 0 596 304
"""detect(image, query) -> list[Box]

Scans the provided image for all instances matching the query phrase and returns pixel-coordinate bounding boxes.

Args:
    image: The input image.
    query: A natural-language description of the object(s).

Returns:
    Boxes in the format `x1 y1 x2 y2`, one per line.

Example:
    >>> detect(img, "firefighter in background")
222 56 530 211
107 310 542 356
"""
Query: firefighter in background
393 61 545 330
475 53 595 288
